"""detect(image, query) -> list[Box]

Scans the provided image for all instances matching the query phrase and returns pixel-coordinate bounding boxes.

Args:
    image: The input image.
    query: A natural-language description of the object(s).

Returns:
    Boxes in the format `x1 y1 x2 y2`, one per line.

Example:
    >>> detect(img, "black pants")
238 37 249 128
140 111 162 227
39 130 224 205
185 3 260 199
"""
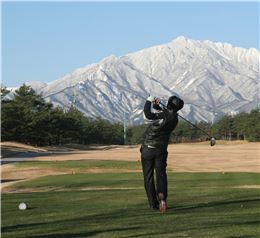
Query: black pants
140 145 168 208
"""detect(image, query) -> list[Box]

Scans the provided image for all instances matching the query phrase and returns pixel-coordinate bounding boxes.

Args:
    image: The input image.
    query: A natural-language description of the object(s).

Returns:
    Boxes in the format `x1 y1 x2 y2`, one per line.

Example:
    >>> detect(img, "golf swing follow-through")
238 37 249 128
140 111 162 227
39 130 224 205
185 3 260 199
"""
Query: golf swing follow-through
140 95 216 213
159 101 216 147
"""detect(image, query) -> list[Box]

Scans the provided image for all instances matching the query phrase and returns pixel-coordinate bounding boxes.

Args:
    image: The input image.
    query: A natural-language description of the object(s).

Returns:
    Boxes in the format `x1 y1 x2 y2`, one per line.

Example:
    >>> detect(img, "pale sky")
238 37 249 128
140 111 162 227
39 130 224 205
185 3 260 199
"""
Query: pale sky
2 1 259 87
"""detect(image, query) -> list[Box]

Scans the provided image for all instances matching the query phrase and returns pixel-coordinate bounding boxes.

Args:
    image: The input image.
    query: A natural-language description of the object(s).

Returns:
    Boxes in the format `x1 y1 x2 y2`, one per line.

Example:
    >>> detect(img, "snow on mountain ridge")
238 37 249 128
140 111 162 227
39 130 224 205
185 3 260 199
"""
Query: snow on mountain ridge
125 36 259 113
22 36 259 124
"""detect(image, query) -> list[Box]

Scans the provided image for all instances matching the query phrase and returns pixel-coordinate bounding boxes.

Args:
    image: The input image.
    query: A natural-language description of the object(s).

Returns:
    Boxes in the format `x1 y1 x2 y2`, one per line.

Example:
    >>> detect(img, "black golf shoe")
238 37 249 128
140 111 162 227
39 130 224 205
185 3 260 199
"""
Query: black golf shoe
150 203 159 210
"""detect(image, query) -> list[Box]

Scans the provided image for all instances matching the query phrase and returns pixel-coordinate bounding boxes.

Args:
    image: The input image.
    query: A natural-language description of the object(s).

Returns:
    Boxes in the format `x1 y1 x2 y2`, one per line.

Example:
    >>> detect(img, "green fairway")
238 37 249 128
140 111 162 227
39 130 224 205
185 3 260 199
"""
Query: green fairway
2 162 260 238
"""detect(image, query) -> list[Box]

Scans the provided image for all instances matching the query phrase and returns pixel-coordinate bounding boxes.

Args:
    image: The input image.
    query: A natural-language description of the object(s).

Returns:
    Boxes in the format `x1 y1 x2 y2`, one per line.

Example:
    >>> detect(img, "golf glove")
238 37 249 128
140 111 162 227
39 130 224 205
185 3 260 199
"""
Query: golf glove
147 95 156 102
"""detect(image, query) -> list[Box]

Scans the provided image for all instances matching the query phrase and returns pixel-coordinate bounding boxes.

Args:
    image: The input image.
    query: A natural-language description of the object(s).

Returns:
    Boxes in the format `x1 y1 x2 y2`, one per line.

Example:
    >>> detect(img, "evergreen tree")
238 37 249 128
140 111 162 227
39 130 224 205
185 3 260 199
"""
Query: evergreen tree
128 124 146 144
1 85 10 101
2 84 259 145
245 109 260 141
233 112 248 140
1 85 53 145
212 115 234 140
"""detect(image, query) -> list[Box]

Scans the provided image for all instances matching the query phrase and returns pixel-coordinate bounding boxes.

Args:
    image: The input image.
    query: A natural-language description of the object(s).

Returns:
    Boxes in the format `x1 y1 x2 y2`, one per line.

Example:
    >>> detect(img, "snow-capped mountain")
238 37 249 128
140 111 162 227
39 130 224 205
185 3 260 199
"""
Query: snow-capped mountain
24 36 260 124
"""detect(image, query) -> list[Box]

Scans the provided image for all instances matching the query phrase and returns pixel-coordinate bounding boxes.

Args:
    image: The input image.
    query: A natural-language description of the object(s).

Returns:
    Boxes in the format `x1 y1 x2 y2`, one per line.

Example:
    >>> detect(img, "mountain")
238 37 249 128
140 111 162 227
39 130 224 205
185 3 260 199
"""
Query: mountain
24 36 260 124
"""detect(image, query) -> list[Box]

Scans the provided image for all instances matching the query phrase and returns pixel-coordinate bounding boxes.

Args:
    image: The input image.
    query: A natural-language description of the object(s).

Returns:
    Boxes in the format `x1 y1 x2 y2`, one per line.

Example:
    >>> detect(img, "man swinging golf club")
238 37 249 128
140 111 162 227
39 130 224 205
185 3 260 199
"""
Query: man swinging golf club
140 95 184 212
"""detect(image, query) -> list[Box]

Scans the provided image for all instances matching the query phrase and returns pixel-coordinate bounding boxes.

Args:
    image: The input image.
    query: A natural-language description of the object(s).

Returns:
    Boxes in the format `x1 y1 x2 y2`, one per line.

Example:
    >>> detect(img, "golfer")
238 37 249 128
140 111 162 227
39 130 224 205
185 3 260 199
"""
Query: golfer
140 95 184 212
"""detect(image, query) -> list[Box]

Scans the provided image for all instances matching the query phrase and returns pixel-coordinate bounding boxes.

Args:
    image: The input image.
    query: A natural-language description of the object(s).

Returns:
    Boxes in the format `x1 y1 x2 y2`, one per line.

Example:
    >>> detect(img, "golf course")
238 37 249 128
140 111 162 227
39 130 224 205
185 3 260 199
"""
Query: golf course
1 141 260 238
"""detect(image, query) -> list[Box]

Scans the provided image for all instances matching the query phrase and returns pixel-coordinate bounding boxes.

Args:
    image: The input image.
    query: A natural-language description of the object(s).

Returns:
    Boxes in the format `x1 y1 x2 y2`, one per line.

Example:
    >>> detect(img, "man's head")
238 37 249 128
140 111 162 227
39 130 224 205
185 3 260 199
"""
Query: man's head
167 96 184 111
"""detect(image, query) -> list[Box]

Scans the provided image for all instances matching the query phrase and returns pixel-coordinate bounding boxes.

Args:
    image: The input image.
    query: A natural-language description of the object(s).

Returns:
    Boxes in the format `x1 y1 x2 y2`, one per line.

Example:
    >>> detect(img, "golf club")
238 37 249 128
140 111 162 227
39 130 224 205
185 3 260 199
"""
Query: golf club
159 101 216 146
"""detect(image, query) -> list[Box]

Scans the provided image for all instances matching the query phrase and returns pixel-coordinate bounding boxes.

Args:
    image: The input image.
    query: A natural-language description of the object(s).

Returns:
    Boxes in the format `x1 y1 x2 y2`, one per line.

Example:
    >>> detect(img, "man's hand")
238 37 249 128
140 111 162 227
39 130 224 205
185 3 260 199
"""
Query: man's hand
154 98 160 105
147 95 160 104
147 95 156 102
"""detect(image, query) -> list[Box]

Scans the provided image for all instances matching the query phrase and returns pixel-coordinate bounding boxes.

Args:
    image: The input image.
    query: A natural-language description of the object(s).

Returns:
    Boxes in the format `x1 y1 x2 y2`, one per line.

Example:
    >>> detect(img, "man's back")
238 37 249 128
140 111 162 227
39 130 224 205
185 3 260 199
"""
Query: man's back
142 104 178 149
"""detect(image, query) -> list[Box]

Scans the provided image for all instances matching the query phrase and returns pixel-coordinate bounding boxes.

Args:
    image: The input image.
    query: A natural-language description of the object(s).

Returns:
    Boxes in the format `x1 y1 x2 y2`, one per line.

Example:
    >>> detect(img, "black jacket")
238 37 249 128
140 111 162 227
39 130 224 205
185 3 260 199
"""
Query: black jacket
142 100 178 150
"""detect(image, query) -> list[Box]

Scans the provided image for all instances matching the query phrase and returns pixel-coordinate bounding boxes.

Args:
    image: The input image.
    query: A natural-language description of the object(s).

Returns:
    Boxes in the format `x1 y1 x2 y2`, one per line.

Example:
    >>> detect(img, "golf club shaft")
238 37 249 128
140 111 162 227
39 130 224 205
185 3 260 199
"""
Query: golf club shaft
159 102 212 137
177 114 212 138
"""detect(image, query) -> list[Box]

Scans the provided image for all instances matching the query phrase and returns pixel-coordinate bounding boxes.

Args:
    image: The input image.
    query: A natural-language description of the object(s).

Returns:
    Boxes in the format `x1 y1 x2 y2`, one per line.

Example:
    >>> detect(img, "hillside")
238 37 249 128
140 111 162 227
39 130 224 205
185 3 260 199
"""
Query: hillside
8 36 259 124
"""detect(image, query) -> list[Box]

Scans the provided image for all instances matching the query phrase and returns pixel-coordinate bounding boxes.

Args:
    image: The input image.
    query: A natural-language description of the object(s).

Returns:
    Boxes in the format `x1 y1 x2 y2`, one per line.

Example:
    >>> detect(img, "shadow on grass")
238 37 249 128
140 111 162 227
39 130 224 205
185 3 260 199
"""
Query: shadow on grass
1 179 23 183
2 208 145 236
124 232 257 238
1 151 87 165
172 197 260 212
2 198 259 238
26 226 141 238
225 236 256 238
123 219 260 238
4 224 140 238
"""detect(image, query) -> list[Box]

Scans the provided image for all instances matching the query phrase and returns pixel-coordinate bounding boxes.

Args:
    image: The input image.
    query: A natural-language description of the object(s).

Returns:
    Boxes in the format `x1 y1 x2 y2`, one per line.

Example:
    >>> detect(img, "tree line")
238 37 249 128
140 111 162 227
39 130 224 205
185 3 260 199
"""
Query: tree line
128 110 260 144
1 85 259 146
1 85 124 146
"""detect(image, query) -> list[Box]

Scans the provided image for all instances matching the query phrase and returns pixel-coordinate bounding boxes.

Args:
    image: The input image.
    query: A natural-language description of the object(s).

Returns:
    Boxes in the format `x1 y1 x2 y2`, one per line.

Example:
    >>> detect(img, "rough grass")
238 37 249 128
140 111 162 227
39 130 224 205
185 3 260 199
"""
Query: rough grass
2 172 260 238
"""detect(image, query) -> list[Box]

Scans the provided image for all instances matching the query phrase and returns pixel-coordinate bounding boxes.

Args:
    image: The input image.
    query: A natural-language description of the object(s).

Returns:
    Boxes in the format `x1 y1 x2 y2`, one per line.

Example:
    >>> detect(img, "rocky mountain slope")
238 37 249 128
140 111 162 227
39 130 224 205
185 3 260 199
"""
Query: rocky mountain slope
24 36 260 124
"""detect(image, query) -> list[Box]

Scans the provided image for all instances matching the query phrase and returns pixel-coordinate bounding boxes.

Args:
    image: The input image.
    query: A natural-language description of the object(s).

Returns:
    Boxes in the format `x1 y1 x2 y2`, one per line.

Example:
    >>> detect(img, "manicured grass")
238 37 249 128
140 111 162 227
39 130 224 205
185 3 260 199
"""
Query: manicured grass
2 172 260 238
14 160 141 171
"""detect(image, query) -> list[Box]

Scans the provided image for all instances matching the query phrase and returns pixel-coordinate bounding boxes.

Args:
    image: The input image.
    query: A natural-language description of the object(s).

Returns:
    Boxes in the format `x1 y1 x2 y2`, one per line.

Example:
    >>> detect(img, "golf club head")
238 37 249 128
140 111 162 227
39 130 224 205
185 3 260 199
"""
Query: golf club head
210 138 216 146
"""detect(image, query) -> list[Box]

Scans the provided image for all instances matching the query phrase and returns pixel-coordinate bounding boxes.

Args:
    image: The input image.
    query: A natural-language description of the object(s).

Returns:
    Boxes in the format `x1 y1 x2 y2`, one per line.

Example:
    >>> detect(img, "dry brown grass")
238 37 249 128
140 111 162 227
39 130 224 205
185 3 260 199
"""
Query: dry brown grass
1 141 259 192
22 140 258 173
